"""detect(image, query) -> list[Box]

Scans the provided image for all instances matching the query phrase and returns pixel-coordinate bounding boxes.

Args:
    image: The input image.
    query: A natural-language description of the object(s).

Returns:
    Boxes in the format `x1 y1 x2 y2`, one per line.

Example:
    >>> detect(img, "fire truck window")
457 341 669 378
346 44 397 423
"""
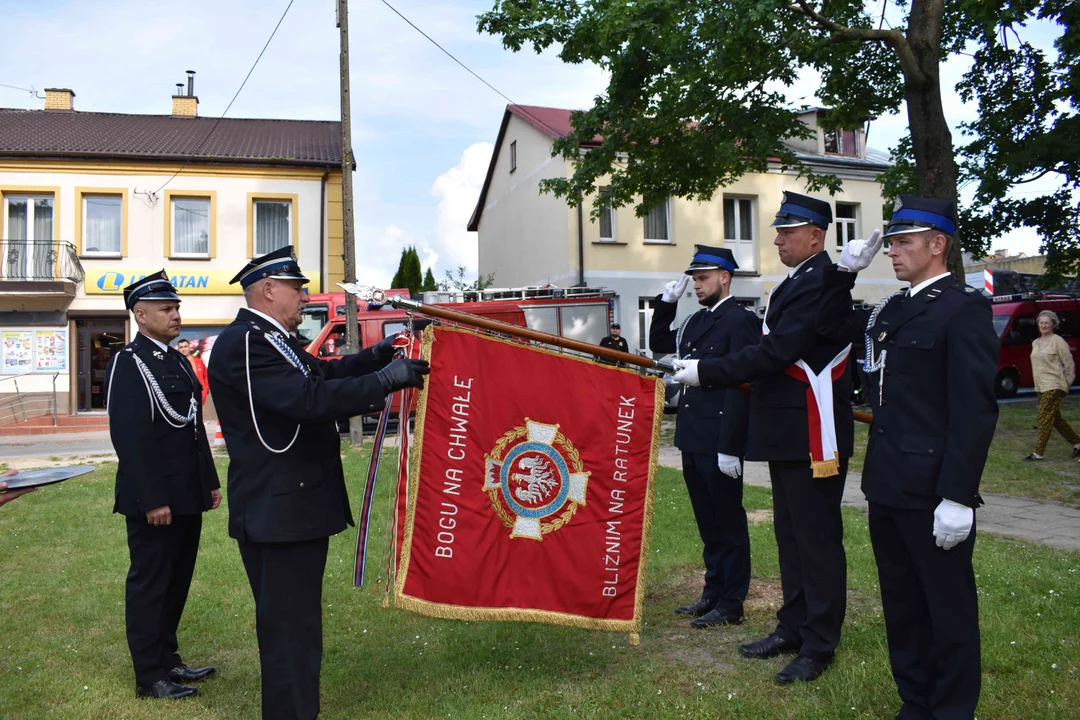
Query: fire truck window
523 307 558 335
300 306 329 341
1058 312 1080 339
382 322 407 338
560 305 609 343
992 315 1010 338
319 328 345 357
1009 316 1039 345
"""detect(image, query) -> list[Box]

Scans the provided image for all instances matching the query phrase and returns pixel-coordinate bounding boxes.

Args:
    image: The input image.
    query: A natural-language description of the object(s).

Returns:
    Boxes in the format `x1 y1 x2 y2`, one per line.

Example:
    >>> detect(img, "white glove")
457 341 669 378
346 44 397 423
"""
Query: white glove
838 229 884 272
672 359 700 387
661 275 690 303
717 453 741 479
933 498 973 550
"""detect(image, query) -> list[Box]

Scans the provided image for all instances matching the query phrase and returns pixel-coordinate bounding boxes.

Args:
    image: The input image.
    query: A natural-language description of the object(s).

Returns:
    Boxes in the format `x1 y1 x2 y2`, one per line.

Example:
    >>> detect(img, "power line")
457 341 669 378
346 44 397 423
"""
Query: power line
375 0 570 141
152 0 296 194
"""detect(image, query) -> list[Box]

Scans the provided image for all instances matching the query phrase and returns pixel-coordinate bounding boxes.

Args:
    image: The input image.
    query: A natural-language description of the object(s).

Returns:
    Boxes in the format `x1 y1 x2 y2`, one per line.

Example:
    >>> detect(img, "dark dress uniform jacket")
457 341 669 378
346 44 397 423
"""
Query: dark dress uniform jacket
819 270 999 508
697 251 854 462
650 297 761 456
208 309 389 543
107 333 219 517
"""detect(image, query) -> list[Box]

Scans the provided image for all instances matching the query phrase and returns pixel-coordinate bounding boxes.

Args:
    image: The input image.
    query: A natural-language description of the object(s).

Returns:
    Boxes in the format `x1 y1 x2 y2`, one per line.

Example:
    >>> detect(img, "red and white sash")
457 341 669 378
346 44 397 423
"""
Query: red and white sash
764 307 850 477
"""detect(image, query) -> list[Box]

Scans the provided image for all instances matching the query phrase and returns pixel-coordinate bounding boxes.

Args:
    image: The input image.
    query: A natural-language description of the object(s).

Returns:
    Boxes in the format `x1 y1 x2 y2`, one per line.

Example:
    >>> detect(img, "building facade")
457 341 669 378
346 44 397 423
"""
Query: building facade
0 84 344 418
469 105 903 354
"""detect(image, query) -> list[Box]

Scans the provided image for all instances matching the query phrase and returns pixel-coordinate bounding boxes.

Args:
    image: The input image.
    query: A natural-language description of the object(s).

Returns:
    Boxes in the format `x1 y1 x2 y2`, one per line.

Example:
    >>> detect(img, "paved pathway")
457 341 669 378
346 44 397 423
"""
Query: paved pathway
657 446 1080 551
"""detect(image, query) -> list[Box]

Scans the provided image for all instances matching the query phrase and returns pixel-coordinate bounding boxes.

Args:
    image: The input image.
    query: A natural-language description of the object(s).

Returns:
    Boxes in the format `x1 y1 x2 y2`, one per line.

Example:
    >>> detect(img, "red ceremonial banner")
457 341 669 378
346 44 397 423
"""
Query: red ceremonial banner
394 326 663 636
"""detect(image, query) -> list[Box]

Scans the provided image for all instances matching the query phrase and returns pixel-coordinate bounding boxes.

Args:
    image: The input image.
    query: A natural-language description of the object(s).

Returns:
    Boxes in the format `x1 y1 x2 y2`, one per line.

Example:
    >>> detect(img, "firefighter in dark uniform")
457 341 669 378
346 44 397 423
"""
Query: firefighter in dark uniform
673 193 873 684
105 270 221 700
819 196 998 720
599 323 629 353
650 246 760 628
208 247 429 720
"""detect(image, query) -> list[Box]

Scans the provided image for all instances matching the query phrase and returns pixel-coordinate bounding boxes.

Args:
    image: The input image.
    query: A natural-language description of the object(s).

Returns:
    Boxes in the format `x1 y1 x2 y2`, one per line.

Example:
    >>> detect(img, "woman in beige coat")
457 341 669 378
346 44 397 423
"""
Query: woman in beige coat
1023 310 1080 461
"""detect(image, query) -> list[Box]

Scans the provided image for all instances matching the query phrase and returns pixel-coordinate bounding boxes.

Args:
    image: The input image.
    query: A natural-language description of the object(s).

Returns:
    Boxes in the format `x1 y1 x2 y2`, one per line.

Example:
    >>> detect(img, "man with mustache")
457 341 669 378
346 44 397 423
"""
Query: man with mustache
105 270 222 700
209 246 430 720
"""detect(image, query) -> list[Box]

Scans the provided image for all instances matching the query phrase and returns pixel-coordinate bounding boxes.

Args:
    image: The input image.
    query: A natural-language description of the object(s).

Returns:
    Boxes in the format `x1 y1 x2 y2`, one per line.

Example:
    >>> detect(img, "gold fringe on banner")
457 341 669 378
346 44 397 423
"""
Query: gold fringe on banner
392 325 666 640
811 454 841 478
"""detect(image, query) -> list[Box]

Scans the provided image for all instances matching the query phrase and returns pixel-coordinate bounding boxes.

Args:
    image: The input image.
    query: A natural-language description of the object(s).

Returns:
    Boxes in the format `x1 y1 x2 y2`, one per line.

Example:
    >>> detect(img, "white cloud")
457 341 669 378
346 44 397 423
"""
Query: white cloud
354 224 416 287
428 141 493 275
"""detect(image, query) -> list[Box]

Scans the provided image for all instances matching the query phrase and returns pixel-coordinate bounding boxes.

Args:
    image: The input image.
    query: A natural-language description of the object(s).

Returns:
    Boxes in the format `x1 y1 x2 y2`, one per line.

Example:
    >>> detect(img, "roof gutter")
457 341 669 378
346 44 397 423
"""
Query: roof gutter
0 151 342 169
576 192 585 287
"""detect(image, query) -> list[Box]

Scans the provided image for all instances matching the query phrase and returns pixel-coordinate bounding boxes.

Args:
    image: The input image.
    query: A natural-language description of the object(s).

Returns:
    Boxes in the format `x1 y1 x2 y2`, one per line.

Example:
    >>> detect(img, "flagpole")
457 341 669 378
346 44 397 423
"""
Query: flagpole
383 296 873 425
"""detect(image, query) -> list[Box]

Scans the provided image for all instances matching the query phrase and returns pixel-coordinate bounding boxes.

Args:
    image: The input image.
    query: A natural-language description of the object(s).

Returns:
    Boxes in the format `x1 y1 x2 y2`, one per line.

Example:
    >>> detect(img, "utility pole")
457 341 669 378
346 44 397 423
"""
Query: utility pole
337 0 363 444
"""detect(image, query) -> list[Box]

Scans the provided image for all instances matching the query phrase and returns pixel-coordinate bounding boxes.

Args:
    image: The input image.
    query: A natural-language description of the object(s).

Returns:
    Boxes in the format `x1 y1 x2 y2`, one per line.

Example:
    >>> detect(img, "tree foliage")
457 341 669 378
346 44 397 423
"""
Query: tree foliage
438 266 497 292
421 268 439 292
479 0 1078 280
391 246 424 297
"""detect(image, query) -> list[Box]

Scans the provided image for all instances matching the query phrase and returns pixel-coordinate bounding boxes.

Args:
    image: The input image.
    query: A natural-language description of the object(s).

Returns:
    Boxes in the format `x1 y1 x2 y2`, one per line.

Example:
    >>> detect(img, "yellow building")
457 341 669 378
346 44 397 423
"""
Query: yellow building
469 105 902 353
0 82 344 418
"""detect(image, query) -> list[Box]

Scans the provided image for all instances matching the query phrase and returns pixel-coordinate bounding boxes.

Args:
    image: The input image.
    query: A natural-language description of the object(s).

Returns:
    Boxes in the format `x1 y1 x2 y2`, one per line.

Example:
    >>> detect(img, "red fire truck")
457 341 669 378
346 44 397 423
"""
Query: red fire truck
990 292 1080 397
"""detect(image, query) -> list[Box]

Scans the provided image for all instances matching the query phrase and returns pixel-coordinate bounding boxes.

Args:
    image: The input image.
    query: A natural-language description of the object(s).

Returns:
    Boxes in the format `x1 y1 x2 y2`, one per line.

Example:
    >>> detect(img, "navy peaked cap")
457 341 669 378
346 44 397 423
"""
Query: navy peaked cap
230 246 310 289
771 191 833 229
685 245 739 275
123 270 180 310
885 195 958 237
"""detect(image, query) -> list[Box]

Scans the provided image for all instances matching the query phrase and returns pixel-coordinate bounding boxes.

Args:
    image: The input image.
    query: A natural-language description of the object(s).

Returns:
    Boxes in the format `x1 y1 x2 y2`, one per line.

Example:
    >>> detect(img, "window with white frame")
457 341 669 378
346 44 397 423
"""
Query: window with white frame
643 197 670 242
254 199 292 255
82 195 122 255
171 197 210 257
723 196 756 272
638 297 654 354
598 187 614 241
835 203 858 250
824 128 859 157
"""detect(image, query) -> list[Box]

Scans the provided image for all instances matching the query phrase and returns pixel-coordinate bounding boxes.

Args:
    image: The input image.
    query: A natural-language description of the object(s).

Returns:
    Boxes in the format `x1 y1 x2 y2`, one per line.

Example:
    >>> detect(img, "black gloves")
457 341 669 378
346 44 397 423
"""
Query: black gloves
374 358 430 393
372 335 398 365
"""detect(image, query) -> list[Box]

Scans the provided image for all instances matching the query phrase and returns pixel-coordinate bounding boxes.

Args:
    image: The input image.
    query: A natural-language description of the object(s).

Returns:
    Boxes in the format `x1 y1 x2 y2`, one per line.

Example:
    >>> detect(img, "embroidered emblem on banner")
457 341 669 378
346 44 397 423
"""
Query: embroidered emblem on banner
483 419 590 541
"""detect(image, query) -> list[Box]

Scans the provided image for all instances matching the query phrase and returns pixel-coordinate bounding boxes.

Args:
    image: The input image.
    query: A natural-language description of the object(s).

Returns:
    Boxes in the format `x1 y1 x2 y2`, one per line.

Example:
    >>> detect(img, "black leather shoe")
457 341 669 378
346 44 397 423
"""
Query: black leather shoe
775 654 831 685
690 607 743 628
739 633 801 659
1071 446 1080 459
674 597 717 617
168 664 216 683
136 678 197 699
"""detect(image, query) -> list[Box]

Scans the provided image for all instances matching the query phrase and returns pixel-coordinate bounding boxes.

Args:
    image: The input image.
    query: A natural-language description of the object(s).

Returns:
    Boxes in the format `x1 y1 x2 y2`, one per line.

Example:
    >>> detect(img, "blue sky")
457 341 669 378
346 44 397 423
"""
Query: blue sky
0 0 1064 285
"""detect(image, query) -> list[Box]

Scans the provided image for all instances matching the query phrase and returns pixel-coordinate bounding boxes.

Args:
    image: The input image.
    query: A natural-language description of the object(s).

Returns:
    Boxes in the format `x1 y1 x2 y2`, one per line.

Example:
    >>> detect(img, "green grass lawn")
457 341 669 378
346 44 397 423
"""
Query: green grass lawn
1 445 1077 719
851 396 1080 504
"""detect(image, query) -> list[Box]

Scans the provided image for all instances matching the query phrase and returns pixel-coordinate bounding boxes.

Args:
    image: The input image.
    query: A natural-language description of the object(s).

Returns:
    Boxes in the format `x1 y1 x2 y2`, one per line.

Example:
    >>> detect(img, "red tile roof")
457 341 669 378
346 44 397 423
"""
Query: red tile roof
0 109 341 167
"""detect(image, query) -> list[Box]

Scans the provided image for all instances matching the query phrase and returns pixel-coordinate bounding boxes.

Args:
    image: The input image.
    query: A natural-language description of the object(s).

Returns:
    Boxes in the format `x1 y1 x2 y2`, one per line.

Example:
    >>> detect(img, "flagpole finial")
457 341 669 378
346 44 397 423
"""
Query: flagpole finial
337 282 387 304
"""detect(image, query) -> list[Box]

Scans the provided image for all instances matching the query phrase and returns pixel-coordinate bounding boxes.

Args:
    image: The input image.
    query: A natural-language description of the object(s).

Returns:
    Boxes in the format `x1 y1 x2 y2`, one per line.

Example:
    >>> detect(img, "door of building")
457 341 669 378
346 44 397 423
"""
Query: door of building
75 318 126 412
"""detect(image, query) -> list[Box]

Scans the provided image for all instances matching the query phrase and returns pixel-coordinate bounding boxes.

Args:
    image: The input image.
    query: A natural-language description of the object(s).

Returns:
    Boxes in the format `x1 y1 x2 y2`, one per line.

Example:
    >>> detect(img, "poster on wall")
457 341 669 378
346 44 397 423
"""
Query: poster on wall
35 330 68 372
2 331 34 373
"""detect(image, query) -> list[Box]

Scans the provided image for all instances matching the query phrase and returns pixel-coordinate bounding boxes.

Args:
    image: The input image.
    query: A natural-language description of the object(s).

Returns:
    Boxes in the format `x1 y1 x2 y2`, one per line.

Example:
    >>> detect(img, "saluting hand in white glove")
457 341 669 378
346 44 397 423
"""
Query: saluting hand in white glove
672 359 700 387
717 453 742 479
661 275 690 303
933 498 973 550
838 229 884 272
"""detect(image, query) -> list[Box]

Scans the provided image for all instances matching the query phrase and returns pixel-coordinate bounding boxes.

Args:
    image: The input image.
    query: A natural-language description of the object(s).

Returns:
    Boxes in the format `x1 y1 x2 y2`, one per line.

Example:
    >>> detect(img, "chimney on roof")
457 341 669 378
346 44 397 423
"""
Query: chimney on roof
993 248 1009 257
44 88 75 112
172 72 198 118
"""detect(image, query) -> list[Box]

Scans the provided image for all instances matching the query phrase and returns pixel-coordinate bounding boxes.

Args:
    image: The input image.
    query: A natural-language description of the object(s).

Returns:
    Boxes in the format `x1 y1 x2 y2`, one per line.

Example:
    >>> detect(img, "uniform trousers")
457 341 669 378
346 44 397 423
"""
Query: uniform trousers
869 502 980 720
238 537 329 720
769 459 847 660
125 514 202 687
681 452 750 612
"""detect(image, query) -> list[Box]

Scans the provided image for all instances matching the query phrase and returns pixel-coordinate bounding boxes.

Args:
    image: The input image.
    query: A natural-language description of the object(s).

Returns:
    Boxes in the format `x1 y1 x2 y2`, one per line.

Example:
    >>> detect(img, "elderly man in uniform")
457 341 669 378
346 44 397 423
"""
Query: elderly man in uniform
650 245 760 628
820 196 998 719
208 247 429 720
673 192 883 683
105 270 221 700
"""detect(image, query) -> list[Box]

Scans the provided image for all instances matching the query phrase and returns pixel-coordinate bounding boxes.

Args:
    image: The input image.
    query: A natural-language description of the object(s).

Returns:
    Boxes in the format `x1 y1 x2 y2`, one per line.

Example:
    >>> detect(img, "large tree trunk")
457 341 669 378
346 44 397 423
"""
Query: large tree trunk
904 0 964 279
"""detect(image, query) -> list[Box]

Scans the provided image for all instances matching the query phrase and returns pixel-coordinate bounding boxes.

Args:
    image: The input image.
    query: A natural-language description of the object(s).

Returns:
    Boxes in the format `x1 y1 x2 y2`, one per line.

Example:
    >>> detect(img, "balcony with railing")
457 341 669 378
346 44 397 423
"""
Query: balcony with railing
0 239 84 296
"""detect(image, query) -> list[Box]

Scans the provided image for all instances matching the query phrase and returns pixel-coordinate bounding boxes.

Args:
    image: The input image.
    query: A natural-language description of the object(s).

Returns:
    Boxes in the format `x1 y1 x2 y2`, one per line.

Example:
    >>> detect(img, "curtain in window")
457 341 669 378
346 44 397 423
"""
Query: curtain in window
173 198 209 255
4 199 28 278
32 199 54 277
643 199 668 241
256 201 290 254
599 190 613 239
84 196 121 254
723 199 736 240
